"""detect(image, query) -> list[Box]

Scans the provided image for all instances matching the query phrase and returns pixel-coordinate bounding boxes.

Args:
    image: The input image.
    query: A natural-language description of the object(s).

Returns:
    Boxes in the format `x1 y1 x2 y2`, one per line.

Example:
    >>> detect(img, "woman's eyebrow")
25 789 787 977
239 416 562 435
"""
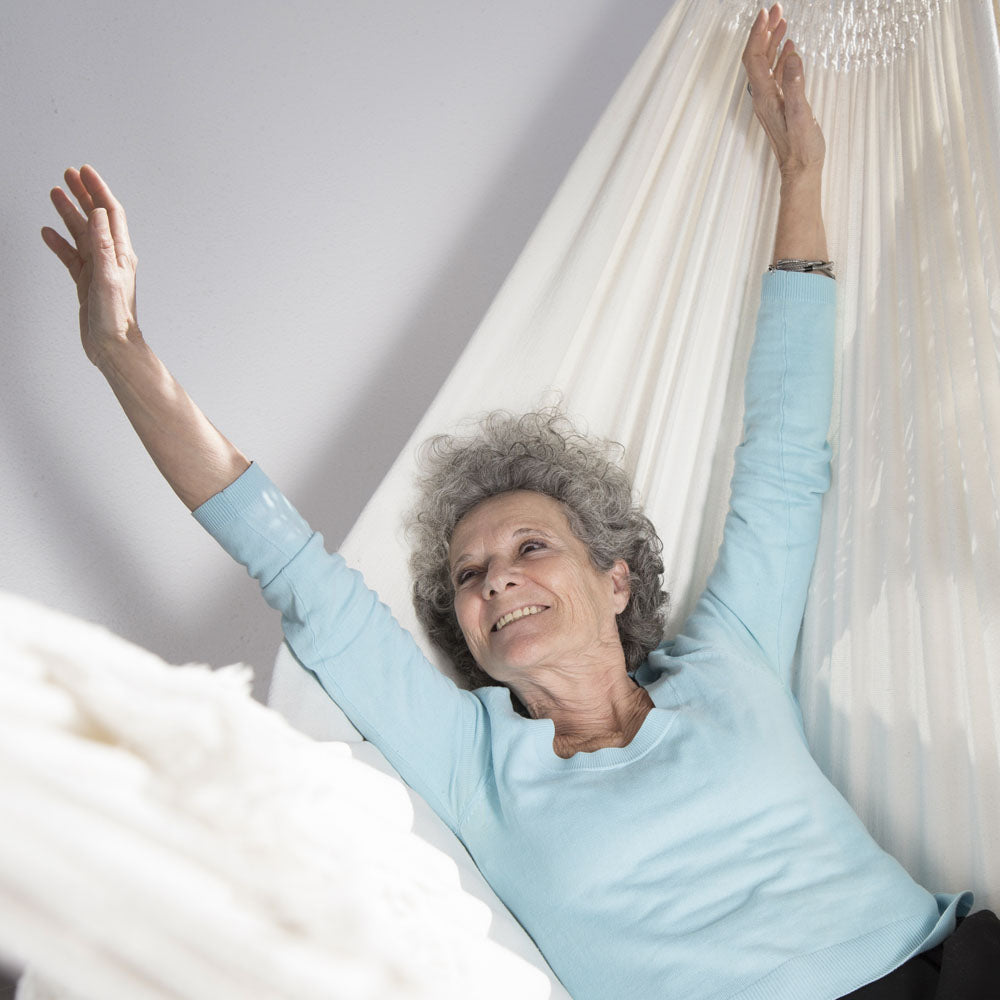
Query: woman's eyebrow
450 527 555 571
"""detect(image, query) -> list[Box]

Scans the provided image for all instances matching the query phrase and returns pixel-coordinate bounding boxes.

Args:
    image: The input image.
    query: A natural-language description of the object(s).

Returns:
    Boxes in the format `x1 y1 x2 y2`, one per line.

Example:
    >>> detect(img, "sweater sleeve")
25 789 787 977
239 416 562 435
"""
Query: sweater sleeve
192 465 487 832
669 270 836 684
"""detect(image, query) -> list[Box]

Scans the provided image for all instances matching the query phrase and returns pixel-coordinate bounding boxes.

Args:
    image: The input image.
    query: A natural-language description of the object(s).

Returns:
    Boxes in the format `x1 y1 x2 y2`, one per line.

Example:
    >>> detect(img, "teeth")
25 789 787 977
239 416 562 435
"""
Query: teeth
494 606 544 632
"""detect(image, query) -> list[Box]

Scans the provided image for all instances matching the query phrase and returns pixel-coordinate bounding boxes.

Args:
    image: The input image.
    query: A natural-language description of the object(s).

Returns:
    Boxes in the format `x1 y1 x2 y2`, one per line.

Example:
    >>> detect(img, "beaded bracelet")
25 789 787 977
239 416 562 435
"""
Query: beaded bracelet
768 258 836 280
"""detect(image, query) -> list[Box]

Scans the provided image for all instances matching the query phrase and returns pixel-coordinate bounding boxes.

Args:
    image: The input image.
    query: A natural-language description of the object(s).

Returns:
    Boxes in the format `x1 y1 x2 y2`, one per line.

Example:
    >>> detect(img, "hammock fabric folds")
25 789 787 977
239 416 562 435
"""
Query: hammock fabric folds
269 0 1000 911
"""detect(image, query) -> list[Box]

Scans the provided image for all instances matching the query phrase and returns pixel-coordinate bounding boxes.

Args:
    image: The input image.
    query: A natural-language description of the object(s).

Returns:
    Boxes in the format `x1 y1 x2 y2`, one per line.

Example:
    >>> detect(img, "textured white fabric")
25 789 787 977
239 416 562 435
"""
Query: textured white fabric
0 592 562 1000
270 0 1000 914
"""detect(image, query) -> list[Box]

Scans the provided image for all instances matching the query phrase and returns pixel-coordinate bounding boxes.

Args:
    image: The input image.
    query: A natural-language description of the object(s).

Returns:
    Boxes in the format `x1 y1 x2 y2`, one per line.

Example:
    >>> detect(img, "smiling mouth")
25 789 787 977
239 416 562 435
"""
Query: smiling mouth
492 605 548 632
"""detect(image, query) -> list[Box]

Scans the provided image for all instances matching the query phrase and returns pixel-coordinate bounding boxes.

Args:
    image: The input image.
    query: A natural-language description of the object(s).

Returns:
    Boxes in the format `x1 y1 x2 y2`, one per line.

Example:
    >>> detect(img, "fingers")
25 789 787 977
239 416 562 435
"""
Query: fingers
743 6 784 62
50 166 136 267
48 185 89 247
79 165 135 265
742 5 787 101
43 182 88 281
766 14 786 65
40 225 84 281
88 207 119 282
63 167 95 216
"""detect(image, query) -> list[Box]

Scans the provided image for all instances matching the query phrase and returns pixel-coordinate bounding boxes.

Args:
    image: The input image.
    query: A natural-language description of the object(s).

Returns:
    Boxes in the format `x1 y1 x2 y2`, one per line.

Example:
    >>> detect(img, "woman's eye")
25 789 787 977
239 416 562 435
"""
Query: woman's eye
456 568 479 585
520 540 545 554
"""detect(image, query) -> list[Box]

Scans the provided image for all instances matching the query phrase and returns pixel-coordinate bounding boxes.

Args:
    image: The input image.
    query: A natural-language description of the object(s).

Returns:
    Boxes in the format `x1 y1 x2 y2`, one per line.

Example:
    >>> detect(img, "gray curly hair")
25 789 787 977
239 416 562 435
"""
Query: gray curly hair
406 409 668 701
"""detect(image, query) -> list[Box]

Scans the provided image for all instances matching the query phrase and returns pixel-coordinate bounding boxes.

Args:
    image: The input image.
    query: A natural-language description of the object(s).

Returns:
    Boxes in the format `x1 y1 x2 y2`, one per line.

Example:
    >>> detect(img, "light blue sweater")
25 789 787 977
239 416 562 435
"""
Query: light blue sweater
194 271 970 999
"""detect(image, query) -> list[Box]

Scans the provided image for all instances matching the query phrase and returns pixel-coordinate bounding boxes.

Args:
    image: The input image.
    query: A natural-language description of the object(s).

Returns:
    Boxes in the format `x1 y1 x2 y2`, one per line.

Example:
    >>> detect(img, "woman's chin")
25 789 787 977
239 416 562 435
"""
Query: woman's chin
480 638 548 683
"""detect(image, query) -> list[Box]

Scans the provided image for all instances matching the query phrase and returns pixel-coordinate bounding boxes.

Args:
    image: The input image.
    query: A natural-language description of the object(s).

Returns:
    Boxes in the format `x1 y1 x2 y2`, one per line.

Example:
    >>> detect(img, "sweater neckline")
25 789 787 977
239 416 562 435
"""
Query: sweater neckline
530 683 673 771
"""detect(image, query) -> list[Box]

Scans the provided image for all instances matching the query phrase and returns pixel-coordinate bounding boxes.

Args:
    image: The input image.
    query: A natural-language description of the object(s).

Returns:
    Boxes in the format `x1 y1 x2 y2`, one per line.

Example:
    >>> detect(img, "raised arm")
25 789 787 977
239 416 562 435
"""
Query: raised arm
658 8 836 682
43 166 486 822
41 166 249 510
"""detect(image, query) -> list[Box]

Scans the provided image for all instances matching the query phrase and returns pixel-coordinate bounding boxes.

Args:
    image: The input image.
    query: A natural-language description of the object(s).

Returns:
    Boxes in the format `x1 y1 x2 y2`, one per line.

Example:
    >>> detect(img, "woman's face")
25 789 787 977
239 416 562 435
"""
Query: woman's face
448 491 630 684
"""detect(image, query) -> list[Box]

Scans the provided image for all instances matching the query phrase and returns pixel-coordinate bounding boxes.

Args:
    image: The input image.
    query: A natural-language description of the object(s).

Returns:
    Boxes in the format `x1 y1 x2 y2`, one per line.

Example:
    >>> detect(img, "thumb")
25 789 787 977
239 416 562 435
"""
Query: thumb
782 53 807 110
781 52 805 100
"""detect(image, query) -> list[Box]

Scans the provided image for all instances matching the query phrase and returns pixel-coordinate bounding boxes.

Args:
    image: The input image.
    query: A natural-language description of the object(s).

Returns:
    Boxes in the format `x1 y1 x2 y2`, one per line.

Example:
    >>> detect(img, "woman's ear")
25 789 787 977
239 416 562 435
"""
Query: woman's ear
610 559 631 615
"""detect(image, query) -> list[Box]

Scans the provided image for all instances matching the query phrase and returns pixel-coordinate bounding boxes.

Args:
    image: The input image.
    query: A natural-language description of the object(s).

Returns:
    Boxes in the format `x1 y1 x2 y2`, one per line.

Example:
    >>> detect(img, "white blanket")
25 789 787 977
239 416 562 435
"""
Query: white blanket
0 592 565 999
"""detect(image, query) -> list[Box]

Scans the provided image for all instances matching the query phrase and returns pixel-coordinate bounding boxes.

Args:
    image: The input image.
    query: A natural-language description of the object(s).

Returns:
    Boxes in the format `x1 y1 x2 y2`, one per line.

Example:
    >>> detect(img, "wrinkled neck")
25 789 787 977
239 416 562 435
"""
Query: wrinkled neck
516 668 655 759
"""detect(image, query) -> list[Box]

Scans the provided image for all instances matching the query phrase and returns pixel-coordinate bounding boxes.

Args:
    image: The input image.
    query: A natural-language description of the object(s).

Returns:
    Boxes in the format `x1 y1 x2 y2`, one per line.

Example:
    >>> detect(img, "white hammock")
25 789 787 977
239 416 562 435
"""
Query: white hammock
270 0 1000 914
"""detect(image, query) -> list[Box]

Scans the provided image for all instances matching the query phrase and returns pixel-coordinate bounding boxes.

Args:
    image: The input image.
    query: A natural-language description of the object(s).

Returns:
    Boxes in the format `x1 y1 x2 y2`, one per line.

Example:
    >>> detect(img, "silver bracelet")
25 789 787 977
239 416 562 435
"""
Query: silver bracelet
768 258 836 280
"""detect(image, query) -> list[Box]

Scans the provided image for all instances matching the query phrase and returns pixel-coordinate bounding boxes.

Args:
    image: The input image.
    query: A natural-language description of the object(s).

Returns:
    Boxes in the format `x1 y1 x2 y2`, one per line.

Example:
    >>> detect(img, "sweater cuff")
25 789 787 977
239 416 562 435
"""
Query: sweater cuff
761 269 838 306
192 462 314 569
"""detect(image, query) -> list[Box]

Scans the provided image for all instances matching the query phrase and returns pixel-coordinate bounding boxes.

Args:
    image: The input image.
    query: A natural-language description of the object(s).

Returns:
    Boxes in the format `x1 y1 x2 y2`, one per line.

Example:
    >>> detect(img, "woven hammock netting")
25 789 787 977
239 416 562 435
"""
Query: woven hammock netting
270 0 1000 911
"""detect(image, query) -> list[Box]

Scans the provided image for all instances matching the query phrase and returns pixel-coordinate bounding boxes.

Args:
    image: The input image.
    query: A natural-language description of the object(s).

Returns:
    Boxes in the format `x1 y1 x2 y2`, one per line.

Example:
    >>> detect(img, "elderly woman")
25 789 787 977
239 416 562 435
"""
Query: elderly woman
41 6 999 999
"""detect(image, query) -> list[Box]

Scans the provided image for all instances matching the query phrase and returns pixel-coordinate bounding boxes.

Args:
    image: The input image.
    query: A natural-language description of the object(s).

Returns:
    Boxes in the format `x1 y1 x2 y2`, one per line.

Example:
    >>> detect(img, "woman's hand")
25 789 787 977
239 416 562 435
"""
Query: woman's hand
742 4 825 182
40 165 249 509
41 165 141 367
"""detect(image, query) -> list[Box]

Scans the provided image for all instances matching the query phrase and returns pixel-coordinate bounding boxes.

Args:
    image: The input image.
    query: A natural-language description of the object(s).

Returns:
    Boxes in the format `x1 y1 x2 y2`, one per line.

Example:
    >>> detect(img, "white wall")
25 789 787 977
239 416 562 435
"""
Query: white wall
2 0 674 699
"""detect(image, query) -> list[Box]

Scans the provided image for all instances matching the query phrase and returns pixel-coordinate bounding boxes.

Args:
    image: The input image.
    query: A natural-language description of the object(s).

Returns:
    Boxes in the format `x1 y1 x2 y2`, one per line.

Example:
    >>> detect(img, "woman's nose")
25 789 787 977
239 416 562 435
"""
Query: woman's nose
483 562 518 598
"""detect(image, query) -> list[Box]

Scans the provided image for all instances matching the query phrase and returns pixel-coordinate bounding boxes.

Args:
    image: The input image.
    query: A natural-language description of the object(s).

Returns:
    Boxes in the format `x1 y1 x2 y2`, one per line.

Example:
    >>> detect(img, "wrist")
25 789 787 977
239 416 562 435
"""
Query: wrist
779 167 823 195
92 325 147 375
773 173 828 263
